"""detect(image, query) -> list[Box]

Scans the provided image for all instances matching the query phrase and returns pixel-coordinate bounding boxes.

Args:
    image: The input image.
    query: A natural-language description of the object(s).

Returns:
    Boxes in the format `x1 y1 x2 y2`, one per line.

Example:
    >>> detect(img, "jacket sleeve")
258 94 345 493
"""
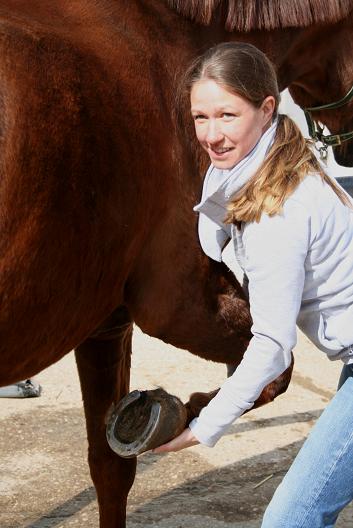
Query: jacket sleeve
189 202 311 446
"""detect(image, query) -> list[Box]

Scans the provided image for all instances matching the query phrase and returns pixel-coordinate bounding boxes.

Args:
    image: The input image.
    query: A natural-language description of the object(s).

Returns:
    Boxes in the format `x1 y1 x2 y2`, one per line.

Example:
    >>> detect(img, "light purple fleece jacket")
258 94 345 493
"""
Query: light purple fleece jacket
190 121 353 447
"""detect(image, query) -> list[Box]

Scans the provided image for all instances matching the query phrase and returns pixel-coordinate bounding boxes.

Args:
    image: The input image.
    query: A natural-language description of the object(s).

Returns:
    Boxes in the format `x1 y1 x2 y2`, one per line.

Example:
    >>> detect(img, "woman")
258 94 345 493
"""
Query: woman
154 42 353 527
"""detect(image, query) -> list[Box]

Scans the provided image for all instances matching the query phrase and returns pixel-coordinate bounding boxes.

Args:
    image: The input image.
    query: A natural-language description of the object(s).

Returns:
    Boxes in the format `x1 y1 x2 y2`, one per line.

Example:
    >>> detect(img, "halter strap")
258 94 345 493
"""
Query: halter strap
303 85 353 156
305 86 353 112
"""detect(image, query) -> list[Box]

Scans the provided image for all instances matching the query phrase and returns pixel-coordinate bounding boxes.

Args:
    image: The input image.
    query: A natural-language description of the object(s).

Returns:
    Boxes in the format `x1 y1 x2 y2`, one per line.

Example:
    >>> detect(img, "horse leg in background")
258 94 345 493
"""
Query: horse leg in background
75 306 136 528
225 274 249 379
186 356 294 422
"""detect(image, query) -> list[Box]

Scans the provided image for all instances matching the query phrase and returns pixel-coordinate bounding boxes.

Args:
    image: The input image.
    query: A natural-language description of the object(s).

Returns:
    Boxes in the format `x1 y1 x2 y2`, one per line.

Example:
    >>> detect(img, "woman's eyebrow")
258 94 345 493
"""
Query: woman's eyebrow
216 105 238 111
191 105 236 113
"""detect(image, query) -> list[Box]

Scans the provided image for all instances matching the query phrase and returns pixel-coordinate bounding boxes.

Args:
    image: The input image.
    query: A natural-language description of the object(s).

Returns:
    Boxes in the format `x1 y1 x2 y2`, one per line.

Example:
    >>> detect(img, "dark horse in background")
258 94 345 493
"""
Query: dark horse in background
0 1 352 526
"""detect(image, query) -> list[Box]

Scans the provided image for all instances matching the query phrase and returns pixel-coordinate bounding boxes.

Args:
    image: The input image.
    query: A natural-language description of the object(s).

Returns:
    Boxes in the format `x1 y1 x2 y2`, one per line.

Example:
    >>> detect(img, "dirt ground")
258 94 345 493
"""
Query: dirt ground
1 322 353 528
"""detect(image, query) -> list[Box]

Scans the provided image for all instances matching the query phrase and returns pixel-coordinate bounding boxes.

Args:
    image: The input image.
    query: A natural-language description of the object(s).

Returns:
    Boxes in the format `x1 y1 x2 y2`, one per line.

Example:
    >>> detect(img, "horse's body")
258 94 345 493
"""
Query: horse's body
0 1 353 526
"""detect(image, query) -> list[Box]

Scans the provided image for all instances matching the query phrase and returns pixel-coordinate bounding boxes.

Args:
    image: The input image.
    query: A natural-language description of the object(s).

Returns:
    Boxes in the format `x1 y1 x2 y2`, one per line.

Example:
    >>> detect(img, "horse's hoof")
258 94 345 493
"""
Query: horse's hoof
106 388 187 458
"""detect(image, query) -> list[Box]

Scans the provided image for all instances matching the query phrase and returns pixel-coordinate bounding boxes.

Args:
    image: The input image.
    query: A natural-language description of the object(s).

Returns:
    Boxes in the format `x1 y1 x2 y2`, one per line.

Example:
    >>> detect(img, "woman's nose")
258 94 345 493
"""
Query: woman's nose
205 120 223 144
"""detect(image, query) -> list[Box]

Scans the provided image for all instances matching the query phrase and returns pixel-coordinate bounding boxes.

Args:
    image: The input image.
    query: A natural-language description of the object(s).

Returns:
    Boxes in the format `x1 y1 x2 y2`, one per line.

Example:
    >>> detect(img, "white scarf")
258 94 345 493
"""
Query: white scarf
194 120 278 261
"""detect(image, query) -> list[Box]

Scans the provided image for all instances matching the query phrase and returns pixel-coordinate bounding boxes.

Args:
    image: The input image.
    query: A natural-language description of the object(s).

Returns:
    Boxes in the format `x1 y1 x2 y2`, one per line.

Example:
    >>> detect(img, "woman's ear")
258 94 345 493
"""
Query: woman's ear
261 96 276 123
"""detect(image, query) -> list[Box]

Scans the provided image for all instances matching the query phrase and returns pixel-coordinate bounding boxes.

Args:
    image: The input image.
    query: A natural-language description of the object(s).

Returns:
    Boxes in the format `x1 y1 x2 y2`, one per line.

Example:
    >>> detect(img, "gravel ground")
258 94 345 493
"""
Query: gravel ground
1 323 353 527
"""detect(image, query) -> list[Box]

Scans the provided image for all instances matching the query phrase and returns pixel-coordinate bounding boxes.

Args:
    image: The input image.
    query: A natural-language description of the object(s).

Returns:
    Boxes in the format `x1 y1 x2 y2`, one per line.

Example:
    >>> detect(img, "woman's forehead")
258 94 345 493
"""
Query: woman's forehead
190 80 249 109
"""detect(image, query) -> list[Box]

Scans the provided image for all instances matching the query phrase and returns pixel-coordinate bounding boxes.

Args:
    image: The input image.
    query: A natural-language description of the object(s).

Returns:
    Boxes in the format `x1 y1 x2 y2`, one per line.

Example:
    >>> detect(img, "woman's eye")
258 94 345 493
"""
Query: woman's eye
222 113 235 120
193 114 206 121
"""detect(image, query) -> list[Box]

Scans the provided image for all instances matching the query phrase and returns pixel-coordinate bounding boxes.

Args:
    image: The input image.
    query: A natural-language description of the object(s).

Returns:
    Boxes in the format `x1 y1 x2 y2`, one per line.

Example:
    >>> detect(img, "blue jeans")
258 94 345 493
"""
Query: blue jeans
261 364 353 528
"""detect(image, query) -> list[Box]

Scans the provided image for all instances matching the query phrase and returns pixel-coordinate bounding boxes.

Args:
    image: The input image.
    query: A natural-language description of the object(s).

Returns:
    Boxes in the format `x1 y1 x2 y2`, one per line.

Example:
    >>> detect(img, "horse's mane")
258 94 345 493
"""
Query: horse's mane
167 0 353 32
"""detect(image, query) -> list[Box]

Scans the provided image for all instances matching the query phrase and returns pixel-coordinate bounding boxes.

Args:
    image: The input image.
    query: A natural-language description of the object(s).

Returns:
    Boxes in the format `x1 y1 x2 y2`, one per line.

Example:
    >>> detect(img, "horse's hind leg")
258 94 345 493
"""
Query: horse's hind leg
75 306 136 528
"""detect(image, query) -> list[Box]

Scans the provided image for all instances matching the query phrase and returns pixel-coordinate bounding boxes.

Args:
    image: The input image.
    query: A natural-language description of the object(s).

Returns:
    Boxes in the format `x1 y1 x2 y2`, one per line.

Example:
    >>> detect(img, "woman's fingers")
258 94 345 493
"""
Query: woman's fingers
152 428 199 453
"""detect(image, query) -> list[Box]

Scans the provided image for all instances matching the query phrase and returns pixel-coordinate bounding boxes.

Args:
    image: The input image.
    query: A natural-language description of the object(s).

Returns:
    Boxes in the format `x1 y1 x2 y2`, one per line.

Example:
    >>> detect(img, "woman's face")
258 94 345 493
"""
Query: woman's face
190 79 275 169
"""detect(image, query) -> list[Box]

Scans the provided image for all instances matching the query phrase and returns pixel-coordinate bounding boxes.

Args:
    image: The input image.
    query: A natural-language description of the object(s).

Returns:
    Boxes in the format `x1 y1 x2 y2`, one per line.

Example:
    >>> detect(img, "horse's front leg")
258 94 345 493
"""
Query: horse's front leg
75 306 136 528
186 356 294 421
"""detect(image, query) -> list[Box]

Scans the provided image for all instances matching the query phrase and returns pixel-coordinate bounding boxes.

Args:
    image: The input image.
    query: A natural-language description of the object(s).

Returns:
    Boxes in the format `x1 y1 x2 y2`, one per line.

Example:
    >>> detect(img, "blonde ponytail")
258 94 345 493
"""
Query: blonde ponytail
225 114 352 225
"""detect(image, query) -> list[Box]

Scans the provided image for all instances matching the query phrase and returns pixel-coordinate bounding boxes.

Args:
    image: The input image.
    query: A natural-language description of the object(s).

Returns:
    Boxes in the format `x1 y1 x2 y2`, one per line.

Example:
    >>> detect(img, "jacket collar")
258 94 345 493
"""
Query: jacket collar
194 119 278 261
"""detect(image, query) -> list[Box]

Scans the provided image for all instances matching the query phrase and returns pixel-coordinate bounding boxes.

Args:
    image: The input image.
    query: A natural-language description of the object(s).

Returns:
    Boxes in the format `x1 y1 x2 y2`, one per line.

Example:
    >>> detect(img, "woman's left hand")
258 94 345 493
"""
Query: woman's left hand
152 427 199 453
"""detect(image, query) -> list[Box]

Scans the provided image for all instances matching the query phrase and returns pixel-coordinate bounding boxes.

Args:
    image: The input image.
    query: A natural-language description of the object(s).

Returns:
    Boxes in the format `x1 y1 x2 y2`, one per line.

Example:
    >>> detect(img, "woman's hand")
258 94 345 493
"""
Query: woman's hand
152 427 199 453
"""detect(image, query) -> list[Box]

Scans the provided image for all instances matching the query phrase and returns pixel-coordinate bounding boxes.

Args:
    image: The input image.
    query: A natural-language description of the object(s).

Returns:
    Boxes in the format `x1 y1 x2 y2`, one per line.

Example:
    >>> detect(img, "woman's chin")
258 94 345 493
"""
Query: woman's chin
211 158 238 170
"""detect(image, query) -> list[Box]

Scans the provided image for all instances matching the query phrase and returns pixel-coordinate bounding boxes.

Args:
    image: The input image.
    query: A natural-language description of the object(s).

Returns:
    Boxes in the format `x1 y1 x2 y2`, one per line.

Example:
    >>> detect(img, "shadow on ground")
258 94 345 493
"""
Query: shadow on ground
0 407 323 528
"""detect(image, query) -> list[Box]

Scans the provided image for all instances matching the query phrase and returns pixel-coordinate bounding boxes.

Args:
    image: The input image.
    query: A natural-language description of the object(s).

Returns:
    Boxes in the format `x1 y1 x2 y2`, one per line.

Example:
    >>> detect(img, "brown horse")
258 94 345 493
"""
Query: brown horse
0 1 353 526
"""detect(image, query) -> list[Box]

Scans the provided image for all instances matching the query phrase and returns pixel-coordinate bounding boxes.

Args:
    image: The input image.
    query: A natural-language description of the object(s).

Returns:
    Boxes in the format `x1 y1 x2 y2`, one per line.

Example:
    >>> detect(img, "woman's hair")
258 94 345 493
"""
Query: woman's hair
180 42 351 223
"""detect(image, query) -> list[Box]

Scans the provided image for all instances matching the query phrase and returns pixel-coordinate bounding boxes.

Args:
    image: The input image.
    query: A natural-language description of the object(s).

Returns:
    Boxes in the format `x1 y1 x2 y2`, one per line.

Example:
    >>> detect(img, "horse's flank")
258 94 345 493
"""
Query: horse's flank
167 0 353 31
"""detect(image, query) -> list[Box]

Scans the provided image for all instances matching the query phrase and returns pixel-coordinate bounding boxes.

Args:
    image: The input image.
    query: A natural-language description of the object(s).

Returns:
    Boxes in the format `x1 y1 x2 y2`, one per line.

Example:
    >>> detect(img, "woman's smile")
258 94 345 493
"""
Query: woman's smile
208 146 234 159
